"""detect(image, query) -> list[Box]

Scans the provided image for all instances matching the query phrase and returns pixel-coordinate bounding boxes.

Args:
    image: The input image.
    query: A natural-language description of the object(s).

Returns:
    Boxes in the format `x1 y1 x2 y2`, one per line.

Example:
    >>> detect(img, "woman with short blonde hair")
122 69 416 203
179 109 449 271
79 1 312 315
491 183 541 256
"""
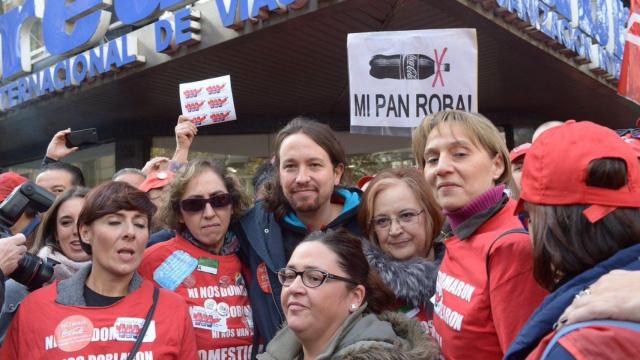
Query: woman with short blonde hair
413 110 546 359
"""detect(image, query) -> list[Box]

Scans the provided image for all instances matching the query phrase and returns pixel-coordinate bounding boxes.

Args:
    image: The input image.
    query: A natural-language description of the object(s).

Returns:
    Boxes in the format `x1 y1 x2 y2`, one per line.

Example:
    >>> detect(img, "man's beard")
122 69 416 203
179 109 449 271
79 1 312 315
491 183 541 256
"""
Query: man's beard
288 193 321 214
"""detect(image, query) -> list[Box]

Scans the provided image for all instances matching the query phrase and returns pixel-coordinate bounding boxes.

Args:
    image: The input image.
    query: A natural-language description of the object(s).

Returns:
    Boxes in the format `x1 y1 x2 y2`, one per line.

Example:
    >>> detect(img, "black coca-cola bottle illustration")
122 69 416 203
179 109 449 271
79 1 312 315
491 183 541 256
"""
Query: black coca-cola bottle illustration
369 54 450 80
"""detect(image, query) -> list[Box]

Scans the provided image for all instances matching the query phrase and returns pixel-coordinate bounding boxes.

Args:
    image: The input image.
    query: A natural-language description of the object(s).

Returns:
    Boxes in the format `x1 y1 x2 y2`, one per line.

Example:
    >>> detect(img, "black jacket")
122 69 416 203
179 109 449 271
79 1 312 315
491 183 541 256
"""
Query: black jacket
236 188 362 344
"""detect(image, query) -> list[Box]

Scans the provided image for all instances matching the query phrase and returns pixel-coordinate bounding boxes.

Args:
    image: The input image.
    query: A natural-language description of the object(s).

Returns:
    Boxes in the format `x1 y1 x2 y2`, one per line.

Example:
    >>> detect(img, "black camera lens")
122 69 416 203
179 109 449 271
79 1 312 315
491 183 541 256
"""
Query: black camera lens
10 253 55 291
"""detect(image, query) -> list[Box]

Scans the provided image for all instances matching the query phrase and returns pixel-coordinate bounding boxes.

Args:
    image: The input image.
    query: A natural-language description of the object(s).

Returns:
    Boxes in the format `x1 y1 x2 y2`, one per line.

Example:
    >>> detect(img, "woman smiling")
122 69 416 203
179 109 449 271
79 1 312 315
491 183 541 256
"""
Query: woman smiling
358 167 444 339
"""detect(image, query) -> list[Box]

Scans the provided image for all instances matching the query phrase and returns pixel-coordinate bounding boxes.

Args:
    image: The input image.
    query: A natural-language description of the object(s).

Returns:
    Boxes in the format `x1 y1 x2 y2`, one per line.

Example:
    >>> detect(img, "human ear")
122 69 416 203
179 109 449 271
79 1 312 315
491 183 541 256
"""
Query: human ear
491 154 506 183
79 224 91 247
333 163 345 185
349 284 366 308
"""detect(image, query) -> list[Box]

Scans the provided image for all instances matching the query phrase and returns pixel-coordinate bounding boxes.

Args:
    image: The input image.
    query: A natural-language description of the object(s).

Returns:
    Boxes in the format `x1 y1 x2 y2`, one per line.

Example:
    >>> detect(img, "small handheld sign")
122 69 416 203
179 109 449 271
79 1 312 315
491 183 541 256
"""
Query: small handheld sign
179 75 237 127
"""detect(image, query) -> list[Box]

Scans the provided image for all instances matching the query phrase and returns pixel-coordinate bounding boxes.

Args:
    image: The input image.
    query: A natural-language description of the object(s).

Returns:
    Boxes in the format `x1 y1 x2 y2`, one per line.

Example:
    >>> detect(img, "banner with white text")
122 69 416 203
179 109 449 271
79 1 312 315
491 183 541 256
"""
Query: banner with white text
348 29 478 136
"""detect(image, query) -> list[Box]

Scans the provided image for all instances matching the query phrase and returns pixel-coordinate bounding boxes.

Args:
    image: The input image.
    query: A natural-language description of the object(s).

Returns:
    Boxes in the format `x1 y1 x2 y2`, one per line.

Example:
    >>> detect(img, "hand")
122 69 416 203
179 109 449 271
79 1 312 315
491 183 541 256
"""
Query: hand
558 270 640 326
46 129 78 160
0 234 27 276
175 116 197 151
141 157 170 176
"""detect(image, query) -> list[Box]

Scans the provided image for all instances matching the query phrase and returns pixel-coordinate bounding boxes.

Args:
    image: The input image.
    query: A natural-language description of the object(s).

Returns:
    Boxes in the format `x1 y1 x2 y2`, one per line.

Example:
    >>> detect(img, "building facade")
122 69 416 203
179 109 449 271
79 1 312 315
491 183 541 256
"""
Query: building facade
0 0 637 186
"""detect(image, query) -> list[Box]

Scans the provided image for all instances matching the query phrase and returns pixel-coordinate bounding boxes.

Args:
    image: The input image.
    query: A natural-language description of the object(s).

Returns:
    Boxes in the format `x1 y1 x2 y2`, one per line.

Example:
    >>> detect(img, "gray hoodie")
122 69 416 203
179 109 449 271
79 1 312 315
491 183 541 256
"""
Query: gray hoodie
257 305 439 360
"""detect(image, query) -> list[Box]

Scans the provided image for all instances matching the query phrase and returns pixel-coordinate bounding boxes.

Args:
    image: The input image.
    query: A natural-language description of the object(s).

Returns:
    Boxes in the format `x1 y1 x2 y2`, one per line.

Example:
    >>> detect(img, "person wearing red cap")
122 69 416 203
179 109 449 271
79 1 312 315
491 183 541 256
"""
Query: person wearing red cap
0 172 28 204
412 110 547 360
508 143 531 199
139 167 176 209
138 166 177 248
505 120 640 359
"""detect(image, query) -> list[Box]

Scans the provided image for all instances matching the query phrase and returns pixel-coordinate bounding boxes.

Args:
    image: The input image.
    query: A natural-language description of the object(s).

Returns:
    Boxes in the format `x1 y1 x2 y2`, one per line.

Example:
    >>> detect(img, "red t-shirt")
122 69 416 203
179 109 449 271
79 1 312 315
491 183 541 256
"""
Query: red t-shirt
138 235 254 359
432 200 548 360
527 325 640 359
0 280 198 359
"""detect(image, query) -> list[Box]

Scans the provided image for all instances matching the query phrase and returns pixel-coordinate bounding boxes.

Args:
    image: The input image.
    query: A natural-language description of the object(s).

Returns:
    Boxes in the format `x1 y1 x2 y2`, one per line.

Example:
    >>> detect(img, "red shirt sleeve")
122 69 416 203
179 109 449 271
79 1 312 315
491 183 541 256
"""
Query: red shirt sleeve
488 232 548 353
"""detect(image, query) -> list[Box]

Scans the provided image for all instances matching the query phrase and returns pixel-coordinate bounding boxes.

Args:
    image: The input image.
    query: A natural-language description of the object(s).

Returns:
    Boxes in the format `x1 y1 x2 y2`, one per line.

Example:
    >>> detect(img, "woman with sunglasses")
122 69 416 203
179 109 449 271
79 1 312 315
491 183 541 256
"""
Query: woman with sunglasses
258 229 439 360
138 159 255 357
357 167 444 339
1 181 198 358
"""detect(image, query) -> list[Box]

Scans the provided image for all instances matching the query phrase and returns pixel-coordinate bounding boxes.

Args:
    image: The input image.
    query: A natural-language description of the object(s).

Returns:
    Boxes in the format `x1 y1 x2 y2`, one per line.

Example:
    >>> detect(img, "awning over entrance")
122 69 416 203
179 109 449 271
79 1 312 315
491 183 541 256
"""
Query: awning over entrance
0 0 637 165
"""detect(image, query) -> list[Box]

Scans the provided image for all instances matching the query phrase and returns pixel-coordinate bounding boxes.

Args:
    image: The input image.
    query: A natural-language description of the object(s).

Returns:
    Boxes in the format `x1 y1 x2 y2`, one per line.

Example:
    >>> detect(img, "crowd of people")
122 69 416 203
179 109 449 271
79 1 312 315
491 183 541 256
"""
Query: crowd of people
0 110 639 359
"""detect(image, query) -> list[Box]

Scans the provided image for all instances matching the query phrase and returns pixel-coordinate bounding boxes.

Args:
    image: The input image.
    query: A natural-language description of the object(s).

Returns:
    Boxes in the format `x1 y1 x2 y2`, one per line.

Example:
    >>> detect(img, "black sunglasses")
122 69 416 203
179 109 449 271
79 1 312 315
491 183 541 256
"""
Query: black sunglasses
179 193 232 212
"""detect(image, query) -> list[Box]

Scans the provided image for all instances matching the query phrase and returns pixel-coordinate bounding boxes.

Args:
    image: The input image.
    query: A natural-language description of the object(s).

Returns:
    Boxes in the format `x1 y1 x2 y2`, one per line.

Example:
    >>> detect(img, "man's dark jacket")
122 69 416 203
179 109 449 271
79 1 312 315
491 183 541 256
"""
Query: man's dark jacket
236 188 362 344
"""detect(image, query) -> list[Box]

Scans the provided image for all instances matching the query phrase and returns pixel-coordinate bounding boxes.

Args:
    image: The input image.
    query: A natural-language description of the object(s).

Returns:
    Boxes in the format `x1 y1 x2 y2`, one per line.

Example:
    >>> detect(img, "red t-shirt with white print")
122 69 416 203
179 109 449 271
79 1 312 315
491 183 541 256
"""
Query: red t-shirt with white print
432 200 548 360
139 235 254 360
0 280 198 359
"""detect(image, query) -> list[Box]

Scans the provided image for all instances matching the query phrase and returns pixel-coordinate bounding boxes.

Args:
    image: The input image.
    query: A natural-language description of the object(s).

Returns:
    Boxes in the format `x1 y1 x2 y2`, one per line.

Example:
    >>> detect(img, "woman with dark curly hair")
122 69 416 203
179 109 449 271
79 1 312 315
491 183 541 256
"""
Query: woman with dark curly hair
138 159 255 358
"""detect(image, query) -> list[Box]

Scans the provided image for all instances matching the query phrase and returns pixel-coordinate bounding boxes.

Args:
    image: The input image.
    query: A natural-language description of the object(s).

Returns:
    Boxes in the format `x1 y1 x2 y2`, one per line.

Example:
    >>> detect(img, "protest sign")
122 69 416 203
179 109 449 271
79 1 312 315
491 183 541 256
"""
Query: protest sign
179 75 237 126
348 29 478 136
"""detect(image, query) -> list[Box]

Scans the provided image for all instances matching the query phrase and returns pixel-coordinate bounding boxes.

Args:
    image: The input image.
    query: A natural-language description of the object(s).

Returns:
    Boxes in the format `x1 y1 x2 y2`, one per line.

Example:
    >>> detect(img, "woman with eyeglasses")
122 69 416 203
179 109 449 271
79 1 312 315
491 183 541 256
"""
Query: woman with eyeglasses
138 159 255 357
1 181 198 358
357 167 444 339
258 229 439 360
412 110 547 359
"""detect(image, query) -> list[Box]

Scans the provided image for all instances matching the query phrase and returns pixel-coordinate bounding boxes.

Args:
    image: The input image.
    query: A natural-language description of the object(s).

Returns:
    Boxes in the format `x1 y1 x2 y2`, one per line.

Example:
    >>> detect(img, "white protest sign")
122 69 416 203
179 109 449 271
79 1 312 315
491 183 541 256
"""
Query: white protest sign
348 29 477 134
179 75 237 127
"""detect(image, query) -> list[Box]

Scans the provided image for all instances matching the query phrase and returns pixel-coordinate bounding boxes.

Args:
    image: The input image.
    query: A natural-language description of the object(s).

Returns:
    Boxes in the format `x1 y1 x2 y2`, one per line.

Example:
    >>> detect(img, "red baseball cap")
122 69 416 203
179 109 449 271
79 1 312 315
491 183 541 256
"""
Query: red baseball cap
0 172 28 202
357 175 375 190
509 143 531 162
139 170 174 192
517 120 640 223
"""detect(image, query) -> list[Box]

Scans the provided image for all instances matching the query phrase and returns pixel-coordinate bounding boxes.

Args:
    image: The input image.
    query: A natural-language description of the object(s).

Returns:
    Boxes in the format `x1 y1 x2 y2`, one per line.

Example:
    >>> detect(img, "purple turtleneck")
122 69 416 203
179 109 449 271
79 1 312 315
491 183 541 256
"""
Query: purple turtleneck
443 184 506 230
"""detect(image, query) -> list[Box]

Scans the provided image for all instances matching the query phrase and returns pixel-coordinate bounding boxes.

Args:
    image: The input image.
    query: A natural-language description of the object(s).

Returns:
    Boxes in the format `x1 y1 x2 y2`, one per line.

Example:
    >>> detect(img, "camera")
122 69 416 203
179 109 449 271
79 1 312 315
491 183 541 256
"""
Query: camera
0 181 56 290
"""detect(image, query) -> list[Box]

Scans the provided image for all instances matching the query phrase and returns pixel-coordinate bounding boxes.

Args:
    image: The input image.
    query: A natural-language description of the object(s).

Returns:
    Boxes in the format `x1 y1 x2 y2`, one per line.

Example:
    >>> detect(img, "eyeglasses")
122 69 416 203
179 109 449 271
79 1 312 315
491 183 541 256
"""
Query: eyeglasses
371 209 425 231
179 193 232 212
277 268 358 288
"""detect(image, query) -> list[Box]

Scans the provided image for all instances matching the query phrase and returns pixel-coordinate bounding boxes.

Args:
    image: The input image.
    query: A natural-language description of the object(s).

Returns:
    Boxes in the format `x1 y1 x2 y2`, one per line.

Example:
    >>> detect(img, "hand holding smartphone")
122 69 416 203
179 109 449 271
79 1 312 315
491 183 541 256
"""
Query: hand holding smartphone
65 128 98 148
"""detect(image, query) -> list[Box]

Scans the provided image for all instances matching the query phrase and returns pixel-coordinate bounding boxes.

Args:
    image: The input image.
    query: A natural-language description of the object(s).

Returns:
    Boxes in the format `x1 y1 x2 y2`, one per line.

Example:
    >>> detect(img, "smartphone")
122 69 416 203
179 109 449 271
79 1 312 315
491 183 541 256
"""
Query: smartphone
65 128 98 148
